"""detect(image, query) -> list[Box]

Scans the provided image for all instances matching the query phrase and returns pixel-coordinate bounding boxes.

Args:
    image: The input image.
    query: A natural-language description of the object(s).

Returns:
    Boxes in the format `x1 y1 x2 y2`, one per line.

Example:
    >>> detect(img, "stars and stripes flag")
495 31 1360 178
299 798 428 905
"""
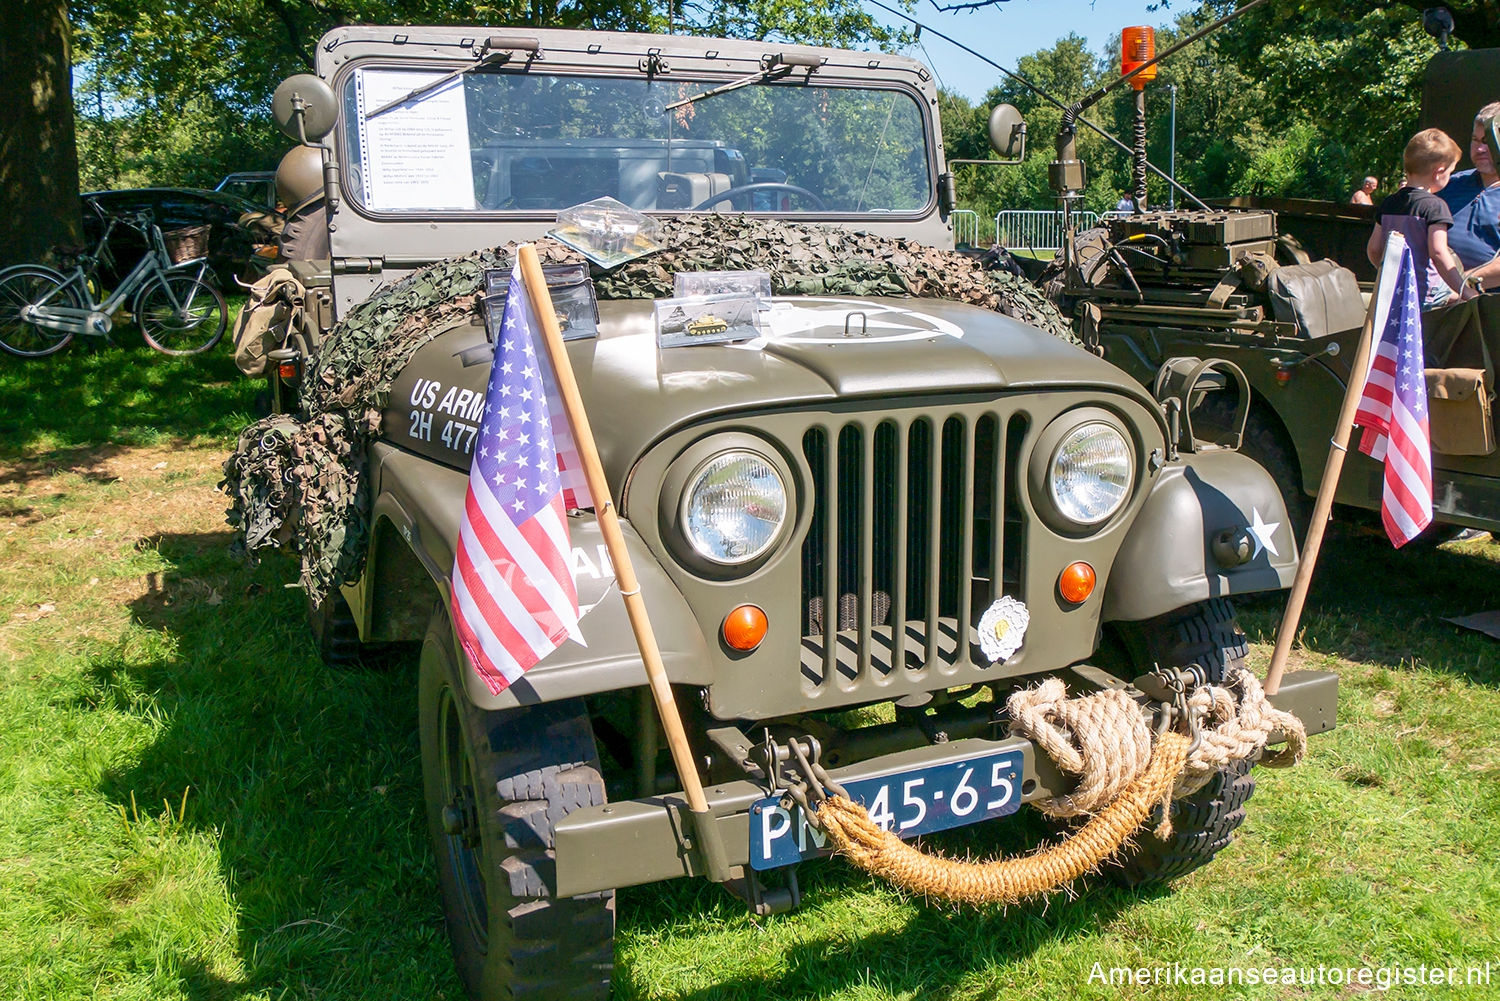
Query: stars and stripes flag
1353 231 1433 548
450 262 588 695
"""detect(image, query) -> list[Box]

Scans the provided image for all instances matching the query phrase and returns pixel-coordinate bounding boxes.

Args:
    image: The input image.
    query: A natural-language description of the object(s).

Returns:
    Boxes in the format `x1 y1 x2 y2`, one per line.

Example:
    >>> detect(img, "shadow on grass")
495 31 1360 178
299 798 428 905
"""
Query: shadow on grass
1235 528 1500 687
0 335 257 457
90 531 1179 1000
615 818 1153 1000
89 531 460 1000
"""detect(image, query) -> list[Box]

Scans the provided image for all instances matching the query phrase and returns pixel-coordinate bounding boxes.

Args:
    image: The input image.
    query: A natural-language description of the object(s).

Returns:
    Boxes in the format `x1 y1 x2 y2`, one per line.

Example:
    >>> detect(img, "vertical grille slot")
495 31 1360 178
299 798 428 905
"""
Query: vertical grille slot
799 407 1022 695
1002 414 1029 598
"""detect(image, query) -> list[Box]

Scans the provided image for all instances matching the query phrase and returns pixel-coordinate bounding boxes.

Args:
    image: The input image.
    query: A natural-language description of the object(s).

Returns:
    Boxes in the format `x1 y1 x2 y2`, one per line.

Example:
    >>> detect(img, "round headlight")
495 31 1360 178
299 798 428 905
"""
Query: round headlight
1048 421 1133 526
682 451 788 564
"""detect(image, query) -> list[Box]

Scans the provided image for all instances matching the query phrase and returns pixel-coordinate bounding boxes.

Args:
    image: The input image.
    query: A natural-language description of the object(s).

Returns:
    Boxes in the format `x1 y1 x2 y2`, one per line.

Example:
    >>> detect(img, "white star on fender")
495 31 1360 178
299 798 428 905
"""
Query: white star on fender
1248 507 1281 559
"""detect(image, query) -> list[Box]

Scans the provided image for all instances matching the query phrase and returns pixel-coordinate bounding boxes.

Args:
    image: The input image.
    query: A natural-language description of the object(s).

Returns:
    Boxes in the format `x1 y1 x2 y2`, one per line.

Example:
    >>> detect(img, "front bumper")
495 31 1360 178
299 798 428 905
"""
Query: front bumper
553 668 1337 897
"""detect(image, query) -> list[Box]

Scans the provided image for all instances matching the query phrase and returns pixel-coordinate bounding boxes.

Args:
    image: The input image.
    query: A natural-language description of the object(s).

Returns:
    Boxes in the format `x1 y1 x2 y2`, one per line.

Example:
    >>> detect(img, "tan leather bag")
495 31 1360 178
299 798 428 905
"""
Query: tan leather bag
1425 367 1495 456
232 266 307 377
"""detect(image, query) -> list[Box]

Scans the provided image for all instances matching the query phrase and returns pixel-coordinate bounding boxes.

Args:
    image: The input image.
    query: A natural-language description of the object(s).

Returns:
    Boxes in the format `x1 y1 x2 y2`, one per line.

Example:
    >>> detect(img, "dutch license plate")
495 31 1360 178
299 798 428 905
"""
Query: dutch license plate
748 749 1024 871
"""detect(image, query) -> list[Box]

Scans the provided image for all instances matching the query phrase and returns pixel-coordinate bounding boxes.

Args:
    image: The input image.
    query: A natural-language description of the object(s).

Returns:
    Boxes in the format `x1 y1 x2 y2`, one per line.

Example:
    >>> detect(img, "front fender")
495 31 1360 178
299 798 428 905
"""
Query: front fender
358 442 714 712
1102 448 1298 622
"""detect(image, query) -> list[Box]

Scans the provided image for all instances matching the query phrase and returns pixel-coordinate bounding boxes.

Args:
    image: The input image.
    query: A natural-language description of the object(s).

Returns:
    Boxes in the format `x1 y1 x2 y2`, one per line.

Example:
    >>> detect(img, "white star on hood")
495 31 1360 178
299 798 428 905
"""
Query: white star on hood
1248 507 1281 559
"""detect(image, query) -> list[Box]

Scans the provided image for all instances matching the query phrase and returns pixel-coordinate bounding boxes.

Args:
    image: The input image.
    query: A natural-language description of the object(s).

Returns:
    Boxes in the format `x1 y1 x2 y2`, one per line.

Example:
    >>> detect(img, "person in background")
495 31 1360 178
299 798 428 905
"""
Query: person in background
275 146 329 262
1367 129 1473 308
1350 176 1378 205
1434 101 1500 303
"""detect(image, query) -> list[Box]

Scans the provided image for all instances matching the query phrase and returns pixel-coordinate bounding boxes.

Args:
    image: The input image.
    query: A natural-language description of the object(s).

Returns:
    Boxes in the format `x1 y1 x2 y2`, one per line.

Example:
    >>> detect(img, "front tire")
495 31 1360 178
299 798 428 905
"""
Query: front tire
1100 598 1257 885
136 274 227 355
0 267 79 358
418 609 614 1000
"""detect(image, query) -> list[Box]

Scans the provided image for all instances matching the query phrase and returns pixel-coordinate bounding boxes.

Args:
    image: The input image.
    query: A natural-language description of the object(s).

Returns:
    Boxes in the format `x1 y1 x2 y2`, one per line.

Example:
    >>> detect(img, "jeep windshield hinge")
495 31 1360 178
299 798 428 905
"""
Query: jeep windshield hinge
332 256 384 276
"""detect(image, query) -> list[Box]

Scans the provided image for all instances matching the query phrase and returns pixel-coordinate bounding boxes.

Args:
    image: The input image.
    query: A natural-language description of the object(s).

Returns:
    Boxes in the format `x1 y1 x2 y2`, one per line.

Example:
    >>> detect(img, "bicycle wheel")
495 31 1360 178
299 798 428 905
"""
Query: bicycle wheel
0 267 79 358
136 274 226 356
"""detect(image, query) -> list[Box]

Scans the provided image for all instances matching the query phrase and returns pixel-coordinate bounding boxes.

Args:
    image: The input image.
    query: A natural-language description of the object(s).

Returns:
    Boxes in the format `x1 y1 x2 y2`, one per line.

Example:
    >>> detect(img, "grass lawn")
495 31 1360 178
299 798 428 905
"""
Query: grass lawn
1 335 1497 1000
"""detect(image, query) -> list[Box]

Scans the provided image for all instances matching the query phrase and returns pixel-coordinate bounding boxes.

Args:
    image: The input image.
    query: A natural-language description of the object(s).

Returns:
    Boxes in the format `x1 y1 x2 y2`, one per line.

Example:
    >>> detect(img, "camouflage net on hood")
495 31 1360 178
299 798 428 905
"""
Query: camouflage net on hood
221 216 1073 605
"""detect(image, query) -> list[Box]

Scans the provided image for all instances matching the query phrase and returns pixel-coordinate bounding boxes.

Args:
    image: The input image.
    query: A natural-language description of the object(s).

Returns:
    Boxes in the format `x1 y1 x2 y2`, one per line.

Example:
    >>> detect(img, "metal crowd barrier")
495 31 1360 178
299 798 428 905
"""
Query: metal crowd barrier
992 210 1103 251
951 209 982 249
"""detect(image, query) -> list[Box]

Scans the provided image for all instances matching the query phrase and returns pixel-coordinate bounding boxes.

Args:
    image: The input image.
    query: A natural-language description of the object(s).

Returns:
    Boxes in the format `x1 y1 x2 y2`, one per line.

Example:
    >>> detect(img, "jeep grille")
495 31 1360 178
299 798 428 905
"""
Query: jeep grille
799 409 1029 693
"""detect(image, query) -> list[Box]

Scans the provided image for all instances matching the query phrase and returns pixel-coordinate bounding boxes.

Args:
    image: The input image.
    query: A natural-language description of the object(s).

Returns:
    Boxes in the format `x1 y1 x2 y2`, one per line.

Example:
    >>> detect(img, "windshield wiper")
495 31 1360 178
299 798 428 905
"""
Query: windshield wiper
368 35 540 119
664 51 824 111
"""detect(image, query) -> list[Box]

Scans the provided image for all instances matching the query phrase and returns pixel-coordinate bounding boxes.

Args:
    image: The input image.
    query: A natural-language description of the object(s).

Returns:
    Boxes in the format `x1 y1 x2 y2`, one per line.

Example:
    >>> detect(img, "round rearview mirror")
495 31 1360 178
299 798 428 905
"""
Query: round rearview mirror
987 103 1027 161
273 74 339 143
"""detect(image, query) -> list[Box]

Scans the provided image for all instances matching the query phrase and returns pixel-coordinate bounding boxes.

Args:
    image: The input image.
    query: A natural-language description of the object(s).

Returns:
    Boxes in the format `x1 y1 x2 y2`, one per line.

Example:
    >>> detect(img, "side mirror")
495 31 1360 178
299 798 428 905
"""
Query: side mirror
273 74 339 144
987 104 1027 164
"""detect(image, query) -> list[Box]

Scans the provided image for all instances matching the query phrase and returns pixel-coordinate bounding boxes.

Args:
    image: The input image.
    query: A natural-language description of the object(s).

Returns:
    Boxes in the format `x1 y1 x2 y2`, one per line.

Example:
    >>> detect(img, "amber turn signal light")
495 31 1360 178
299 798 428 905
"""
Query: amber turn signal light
278 362 299 380
722 604 768 651
1058 561 1097 604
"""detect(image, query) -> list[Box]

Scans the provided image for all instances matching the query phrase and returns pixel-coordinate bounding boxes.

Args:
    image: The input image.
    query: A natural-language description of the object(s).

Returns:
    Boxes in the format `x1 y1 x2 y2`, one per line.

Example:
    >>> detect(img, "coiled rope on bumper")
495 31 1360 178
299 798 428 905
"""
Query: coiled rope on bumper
811 669 1307 906
1176 665 1306 796
814 732 1191 906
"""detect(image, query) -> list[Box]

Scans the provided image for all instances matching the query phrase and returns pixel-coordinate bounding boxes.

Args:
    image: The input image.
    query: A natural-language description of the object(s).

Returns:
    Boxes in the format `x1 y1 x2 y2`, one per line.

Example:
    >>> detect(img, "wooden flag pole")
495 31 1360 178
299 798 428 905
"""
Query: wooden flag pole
517 244 712 818
1263 255 1387 696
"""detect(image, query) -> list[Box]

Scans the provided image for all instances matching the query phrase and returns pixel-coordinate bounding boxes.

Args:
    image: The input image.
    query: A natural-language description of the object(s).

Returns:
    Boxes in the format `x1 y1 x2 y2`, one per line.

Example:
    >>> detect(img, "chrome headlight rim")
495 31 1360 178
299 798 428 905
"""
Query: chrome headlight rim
659 434 796 578
1028 408 1136 535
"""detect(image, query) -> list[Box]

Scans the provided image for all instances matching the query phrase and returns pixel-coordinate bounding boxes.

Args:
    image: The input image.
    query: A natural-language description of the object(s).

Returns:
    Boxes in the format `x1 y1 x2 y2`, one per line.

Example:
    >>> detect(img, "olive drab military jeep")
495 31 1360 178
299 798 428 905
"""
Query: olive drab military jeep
1048 31 1500 544
245 27 1339 1000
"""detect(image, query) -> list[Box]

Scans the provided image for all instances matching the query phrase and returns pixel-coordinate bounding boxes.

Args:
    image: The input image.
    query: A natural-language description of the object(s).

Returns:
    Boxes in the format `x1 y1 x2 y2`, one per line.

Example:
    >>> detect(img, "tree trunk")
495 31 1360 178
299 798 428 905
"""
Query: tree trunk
0 0 83 268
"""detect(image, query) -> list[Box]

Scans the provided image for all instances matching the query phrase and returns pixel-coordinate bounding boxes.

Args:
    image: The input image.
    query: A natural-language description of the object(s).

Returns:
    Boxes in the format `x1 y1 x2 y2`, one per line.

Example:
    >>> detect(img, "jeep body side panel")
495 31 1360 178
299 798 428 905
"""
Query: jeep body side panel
1102 448 1297 622
358 441 715 711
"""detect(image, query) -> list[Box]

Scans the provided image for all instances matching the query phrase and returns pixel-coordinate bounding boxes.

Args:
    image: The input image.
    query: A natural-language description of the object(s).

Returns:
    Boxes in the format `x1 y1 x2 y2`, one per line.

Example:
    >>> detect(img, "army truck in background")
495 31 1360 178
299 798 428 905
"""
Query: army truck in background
252 27 1337 1000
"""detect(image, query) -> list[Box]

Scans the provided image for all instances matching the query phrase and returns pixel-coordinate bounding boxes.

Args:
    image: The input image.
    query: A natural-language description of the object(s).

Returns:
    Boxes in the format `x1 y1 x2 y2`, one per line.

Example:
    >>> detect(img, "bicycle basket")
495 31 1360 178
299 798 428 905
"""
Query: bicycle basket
162 224 211 263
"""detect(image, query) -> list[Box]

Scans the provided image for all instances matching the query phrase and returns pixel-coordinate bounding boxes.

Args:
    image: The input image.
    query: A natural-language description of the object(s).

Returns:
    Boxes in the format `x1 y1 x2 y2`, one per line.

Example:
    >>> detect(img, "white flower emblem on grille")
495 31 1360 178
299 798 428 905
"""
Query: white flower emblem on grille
978 596 1030 663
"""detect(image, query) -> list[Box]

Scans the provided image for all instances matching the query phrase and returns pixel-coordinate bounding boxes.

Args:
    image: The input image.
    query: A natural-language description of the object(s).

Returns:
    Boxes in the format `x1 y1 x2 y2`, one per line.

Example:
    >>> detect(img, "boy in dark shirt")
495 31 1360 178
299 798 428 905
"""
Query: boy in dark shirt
1367 128 1473 307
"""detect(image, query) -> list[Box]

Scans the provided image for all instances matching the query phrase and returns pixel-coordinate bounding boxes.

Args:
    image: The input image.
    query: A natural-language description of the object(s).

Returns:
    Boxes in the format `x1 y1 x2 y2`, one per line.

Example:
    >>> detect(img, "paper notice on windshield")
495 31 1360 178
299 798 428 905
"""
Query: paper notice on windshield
354 69 476 211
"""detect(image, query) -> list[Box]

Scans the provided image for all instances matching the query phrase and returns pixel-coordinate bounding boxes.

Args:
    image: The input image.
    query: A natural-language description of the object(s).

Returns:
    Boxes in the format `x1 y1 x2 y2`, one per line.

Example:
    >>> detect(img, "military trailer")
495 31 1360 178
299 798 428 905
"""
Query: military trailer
247 26 1338 1000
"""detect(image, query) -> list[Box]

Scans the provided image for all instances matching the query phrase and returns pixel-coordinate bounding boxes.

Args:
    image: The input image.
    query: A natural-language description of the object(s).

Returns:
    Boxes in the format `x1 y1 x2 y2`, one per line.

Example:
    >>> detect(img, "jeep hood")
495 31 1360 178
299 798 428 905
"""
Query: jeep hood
382 296 1164 490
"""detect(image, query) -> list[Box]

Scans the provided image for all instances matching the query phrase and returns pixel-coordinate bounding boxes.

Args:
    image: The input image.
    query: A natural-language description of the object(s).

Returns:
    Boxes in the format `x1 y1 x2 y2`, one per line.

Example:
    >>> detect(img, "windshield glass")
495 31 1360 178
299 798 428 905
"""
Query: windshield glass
340 66 932 215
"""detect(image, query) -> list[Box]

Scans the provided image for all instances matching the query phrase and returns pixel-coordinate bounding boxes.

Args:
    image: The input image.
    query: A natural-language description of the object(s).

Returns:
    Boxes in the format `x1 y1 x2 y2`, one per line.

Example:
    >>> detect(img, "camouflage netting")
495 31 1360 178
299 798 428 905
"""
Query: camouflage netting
221 216 1074 605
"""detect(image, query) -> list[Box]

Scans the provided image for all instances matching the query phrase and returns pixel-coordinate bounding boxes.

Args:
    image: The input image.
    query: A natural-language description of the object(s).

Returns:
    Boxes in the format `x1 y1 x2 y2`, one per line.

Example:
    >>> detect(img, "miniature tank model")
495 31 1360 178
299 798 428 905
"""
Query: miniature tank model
236 26 1338 1000
685 313 729 337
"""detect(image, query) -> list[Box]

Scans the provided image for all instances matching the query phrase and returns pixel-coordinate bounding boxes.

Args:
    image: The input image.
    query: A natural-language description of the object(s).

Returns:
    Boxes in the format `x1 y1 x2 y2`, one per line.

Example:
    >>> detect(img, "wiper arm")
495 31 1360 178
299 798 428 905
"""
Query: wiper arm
367 35 540 119
664 51 824 111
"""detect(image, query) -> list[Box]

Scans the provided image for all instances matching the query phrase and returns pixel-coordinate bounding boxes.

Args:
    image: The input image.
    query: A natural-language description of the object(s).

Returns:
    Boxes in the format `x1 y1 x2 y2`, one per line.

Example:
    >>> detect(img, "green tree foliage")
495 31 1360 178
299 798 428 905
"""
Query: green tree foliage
69 0 907 189
941 1 1441 220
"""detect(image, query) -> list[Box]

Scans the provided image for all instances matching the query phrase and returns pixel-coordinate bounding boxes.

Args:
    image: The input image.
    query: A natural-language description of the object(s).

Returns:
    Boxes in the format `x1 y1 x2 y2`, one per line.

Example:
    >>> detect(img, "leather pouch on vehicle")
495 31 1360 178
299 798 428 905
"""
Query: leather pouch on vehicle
1425 367 1495 456
1267 259 1366 339
233 265 305 377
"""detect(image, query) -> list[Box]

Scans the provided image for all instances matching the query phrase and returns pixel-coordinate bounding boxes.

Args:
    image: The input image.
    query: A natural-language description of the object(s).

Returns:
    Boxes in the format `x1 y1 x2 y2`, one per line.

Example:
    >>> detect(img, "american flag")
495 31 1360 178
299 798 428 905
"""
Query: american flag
450 263 585 695
1353 232 1433 547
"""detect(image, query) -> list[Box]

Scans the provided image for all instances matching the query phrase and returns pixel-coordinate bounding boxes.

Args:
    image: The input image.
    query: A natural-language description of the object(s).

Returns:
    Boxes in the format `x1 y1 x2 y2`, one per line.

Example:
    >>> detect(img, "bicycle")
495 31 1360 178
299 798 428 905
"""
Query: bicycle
0 208 228 358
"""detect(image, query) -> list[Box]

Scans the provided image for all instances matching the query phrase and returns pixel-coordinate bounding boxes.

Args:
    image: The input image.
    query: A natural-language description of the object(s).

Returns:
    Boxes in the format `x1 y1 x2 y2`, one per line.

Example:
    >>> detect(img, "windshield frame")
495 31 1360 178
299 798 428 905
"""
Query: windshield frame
329 57 940 224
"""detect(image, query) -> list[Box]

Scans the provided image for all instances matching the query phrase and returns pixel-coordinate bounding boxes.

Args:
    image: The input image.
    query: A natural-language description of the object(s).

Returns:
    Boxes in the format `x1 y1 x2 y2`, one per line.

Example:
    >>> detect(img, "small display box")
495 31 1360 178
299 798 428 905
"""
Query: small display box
674 270 773 308
482 262 599 342
654 293 761 348
549 197 662 268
